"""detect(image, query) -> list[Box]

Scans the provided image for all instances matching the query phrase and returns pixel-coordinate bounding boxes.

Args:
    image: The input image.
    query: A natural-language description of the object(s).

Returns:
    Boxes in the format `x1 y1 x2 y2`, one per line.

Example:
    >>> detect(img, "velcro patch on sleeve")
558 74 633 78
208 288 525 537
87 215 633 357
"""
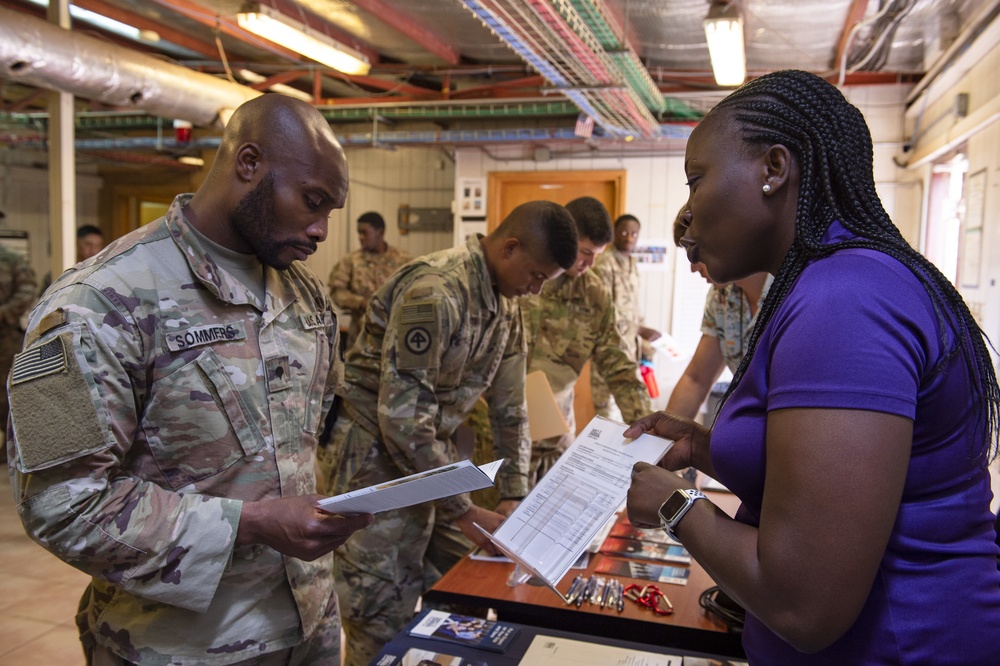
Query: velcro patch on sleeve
396 301 440 371
23 308 67 347
10 330 109 472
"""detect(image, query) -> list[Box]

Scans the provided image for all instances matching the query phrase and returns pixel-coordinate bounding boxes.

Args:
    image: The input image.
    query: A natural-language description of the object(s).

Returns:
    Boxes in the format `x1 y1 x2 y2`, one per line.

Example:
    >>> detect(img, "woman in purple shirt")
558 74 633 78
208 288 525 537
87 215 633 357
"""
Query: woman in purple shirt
626 70 1000 664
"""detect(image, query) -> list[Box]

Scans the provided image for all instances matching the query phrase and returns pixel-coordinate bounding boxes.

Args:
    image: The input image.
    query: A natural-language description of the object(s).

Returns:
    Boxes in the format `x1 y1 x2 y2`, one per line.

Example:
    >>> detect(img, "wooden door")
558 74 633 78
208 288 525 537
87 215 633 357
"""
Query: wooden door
487 170 625 232
489 170 626 434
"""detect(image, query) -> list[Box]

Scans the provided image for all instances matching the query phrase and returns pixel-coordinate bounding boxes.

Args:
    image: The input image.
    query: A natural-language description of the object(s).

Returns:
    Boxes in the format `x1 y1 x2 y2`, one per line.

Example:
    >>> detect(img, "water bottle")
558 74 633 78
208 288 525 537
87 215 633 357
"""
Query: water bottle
640 360 659 398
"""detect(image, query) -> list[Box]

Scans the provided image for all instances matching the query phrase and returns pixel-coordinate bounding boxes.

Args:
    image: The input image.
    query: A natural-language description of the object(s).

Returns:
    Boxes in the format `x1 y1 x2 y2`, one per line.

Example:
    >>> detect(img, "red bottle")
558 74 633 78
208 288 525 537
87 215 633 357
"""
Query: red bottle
640 362 659 398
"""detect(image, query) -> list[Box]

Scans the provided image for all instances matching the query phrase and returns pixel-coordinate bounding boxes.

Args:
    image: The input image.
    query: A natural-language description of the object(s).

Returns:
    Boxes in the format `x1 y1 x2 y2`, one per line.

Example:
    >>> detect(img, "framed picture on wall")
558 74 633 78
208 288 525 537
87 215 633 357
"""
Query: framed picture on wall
458 177 486 218
960 168 986 289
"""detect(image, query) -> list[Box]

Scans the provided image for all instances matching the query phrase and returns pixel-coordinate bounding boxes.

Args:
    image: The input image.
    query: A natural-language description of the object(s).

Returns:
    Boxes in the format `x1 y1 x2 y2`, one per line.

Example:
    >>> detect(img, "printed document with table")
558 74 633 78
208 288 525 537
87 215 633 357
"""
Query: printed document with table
476 416 673 597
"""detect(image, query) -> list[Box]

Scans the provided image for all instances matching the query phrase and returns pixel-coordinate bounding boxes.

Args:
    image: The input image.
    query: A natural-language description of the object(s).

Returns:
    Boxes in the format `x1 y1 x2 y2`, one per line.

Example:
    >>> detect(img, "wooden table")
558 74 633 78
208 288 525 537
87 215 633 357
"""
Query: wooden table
424 489 745 658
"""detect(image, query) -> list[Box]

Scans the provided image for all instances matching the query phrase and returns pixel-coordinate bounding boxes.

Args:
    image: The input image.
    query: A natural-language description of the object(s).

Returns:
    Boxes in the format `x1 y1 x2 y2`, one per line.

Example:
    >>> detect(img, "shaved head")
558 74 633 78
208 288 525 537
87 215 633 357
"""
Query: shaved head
185 94 350 268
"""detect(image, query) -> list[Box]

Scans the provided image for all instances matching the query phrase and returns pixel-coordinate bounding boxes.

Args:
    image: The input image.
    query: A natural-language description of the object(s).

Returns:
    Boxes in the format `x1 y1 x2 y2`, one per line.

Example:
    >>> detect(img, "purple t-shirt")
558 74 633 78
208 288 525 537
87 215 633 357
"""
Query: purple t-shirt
712 227 1000 665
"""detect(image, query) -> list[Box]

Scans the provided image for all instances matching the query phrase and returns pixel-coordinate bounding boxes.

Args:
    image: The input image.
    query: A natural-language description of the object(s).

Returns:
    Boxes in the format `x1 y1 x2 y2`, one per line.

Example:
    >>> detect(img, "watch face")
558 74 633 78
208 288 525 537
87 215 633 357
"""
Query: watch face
659 490 690 524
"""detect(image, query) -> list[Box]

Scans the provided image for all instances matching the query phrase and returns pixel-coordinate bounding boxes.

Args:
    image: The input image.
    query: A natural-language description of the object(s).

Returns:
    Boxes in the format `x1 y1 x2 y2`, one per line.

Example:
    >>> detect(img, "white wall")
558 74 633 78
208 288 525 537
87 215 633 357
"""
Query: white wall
0 159 102 284
305 146 457 288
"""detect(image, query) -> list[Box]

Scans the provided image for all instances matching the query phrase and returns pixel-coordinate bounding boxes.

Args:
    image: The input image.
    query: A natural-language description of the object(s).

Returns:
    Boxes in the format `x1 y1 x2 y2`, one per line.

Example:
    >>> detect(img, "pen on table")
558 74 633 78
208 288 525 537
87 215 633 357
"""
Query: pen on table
564 575 583 605
616 581 625 612
599 579 613 608
578 576 595 607
590 576 605 605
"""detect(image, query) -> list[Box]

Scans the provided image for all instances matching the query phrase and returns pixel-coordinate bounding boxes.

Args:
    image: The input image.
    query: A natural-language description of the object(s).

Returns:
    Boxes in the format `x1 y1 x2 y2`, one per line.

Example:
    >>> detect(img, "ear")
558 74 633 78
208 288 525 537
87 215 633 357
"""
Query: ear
762 144 793 194
501 237 520 259
234 142 261 183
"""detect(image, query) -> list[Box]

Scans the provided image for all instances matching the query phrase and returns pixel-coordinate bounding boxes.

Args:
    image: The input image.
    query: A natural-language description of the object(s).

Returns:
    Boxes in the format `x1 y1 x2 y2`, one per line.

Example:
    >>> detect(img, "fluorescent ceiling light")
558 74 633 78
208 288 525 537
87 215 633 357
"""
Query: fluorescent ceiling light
237 4 370 76
178 156 205 167
26 0 141 40
704 2 746 87
238 69 313 102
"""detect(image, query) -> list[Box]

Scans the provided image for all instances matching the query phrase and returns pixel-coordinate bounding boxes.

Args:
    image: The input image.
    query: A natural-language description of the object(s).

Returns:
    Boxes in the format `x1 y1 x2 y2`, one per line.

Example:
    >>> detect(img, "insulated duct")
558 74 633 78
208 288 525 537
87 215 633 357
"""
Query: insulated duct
0 6 261 128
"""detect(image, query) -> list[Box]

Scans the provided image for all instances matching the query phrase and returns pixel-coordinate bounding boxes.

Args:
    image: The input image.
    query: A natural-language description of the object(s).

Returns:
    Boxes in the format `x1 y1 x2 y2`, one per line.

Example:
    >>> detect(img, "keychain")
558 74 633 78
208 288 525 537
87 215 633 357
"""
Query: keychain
623 583 674 615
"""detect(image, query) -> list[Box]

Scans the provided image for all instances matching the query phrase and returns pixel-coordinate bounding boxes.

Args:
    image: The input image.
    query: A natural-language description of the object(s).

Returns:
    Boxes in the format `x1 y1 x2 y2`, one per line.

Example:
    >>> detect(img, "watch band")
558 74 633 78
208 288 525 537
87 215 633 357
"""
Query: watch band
658 488 708 543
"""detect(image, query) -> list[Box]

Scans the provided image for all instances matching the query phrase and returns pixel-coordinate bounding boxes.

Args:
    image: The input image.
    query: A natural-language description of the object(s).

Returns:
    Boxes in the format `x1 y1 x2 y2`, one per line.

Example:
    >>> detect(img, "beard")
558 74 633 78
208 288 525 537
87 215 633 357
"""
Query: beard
229 173 316 269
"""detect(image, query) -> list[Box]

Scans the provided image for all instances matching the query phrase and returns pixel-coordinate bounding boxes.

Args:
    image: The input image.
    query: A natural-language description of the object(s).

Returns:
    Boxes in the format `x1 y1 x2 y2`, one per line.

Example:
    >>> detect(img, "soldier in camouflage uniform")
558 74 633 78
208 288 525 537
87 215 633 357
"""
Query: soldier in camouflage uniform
6 96 372 666
0 241 36 446
327 211 411 351
327 201 578 666
522 197 650 485
667 205 772 420
590 213 661 420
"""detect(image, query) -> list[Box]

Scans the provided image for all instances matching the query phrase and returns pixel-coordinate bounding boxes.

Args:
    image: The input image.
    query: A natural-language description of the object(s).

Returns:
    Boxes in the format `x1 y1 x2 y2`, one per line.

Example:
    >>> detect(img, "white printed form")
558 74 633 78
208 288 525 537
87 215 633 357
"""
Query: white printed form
520 635 682 665
476 416 672 594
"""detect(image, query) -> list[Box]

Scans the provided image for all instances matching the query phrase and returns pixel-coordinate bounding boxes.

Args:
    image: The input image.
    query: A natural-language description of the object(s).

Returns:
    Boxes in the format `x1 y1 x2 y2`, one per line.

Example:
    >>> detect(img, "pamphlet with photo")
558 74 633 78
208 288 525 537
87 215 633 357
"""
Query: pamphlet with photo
408 610 520 654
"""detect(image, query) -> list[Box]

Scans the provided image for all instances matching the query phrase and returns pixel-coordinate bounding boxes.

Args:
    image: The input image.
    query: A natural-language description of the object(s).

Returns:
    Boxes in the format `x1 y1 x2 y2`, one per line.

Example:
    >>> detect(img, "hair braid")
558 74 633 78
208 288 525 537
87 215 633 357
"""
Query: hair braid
711 70 999 461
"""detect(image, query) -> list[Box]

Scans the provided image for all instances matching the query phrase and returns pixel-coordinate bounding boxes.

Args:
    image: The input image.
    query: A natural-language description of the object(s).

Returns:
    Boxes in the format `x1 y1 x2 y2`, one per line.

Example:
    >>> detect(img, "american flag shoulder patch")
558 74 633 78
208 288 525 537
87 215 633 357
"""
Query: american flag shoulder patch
11 336 67 385
401 301 435 324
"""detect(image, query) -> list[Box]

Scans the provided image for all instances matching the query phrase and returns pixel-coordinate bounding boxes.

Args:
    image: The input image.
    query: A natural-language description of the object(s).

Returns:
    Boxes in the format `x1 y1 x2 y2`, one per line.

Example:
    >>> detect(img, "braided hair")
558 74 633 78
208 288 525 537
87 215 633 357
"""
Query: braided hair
711 70 999 462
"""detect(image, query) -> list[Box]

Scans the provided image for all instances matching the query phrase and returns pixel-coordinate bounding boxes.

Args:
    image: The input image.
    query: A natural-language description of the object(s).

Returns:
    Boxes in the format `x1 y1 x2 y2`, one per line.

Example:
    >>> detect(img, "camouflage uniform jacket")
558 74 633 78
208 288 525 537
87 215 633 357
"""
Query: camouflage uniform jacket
702 274 773 373
338 234 531 516
7 194 340 665
327 245 411 350
523 271 649 423
592 248 644 363
0 245 37 327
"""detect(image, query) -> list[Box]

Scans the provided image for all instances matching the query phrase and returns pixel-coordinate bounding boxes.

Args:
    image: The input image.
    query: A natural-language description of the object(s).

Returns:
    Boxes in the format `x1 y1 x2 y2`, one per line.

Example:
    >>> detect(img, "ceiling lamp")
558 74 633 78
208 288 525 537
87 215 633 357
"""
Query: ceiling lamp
236 4 370 76
703 1 746 87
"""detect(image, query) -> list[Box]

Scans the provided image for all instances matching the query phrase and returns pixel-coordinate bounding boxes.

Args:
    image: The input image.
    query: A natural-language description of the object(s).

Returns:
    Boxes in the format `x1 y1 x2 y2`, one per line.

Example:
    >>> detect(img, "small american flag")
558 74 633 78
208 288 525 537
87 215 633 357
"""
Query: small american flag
574 113 595 138
11 337 66 385
401 302 435 324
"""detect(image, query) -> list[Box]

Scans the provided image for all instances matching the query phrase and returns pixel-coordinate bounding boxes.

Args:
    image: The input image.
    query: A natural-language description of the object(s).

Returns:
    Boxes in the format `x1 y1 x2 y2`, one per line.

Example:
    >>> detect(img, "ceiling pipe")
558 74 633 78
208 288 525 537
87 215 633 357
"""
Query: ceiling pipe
1 122 694 151
0 6 261 128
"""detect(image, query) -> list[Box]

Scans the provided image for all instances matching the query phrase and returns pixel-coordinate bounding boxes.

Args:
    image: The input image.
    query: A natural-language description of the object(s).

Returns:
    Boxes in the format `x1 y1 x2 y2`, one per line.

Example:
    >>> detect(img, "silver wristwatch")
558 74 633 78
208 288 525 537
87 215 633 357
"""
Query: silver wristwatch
658 488 708 543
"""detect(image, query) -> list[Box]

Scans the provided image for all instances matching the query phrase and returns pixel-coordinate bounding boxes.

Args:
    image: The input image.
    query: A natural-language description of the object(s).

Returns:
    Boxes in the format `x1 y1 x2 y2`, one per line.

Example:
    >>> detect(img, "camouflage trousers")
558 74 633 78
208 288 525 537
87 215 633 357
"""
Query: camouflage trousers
77 586 344 666
333 501 473 666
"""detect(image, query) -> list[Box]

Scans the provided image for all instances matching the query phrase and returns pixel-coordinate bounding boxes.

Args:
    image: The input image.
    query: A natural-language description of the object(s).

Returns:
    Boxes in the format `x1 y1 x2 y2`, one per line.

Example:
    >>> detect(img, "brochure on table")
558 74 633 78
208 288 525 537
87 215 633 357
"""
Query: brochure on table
475 415 673 601
316 459 504 514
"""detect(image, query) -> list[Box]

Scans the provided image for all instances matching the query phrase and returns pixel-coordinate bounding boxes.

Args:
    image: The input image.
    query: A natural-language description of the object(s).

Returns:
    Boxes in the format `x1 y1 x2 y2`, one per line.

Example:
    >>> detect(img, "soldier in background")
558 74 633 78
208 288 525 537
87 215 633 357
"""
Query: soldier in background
327 201 578 666
7 95 372 665
522 196 649 485
667 205 771 421
76 224 106 262
0 226 37 456
328 211 411 351
38 225 108 297
590 213 661 420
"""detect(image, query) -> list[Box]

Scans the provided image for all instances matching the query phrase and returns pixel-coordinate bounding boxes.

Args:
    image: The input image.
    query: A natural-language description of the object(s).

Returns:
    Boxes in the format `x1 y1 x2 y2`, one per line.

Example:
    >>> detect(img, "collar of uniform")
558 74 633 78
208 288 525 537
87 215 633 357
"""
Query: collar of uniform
610 247 633 269
164 194 297 317
466 234 498 314
542 272 570 296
